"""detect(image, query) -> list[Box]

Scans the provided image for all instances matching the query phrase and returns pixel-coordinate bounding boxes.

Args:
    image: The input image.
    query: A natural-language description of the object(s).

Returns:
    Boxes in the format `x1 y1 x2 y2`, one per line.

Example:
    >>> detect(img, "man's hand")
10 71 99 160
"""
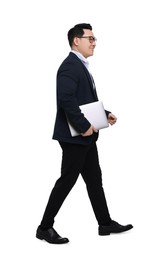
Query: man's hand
108 113 117 125
81 125 98 137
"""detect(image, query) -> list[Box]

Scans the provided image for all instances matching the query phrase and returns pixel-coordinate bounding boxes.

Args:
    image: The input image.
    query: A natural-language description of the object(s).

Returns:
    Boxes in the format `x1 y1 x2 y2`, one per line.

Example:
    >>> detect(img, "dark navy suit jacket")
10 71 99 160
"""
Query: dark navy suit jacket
52 52 110 145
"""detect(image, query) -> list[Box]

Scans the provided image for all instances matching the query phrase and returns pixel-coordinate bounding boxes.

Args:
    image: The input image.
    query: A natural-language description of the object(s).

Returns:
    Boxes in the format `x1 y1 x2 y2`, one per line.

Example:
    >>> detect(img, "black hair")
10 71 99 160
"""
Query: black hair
67 23 92 47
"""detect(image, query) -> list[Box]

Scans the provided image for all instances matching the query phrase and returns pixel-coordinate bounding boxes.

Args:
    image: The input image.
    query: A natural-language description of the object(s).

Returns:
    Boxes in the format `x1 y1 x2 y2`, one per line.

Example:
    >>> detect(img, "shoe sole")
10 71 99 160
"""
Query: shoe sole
99 232 110 236
36 233 69 244
99 226 133 236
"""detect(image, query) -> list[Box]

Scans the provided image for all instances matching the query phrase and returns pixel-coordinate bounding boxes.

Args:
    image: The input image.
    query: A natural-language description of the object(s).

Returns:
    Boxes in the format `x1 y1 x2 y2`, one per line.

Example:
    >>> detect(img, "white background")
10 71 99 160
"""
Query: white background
0 0 161 259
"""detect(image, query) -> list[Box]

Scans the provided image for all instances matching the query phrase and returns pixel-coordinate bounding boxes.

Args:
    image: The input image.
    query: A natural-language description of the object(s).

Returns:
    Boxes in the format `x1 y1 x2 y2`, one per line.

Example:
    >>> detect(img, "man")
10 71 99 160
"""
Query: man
36 23 133 244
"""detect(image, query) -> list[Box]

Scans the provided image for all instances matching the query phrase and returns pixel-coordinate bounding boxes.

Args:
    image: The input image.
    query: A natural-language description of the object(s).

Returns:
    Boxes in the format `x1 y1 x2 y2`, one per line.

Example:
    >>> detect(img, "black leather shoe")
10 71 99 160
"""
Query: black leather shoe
36 226 69 244
99 220 133 235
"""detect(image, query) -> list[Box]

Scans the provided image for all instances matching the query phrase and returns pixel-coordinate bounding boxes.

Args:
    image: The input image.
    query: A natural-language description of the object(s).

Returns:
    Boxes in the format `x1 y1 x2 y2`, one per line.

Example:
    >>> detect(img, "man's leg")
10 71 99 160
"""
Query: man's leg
40 142 90 230
81 142 112 225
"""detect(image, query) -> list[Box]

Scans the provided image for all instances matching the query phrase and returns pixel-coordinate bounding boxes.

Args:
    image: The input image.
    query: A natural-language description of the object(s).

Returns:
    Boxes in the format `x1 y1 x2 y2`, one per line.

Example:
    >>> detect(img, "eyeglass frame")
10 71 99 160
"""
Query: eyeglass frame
77 36 97 44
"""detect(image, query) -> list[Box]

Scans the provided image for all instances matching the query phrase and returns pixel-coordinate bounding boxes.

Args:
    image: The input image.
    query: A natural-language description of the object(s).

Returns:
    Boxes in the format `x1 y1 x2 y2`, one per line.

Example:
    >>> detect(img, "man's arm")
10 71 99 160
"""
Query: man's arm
57 63 91 134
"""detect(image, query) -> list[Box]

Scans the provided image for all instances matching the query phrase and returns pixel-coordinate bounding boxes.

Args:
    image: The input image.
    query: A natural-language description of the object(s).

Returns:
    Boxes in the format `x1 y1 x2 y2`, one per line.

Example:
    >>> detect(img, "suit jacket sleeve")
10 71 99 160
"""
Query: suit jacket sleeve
105 110 111 117
57 62 91 133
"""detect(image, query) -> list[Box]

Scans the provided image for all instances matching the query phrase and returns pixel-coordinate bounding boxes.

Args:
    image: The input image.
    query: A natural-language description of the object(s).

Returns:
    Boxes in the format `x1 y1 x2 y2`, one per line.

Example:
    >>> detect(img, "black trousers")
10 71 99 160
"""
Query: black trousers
40 141 111 229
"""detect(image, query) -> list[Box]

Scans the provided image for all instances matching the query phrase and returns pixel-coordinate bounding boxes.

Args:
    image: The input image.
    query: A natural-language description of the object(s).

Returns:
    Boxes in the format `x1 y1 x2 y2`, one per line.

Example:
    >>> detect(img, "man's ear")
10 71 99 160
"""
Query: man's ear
73 37 79 46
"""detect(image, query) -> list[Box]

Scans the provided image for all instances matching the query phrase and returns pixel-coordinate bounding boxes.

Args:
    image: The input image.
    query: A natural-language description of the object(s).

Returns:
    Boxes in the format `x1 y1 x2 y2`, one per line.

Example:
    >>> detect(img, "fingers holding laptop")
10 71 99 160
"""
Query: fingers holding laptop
81 125 98 137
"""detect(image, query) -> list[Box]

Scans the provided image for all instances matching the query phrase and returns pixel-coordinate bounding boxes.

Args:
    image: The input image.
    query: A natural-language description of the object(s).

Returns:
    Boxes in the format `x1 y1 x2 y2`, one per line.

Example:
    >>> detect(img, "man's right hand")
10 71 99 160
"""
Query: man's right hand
81 125 98 137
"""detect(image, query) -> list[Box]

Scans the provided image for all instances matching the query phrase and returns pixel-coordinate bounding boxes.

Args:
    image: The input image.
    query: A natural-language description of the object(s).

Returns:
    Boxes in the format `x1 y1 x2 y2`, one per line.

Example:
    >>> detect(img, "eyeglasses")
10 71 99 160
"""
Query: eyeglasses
78 36 97 44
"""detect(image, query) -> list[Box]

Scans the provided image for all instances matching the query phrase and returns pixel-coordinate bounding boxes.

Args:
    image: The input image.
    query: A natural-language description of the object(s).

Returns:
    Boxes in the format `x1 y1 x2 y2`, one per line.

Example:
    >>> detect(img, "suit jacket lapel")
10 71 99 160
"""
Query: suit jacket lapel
69 52 98 100
80 62 98 100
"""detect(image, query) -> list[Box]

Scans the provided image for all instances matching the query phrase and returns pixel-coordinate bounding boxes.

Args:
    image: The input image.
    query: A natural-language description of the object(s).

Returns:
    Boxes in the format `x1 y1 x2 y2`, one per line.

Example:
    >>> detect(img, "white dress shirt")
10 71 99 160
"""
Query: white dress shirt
71 50 96 89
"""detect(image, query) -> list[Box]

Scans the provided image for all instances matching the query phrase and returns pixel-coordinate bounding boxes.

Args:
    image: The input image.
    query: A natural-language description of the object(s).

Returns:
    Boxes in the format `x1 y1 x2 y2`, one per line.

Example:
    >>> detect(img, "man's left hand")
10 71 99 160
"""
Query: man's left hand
108 113 117 125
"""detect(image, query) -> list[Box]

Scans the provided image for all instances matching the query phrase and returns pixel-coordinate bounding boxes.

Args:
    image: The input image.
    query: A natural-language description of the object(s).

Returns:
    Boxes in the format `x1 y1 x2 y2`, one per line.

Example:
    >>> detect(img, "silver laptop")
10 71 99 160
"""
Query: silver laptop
67 101 109 137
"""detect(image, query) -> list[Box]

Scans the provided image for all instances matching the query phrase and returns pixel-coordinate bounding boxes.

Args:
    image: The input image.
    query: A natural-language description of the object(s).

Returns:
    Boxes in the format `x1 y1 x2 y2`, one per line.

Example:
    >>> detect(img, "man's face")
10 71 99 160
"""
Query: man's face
74 29 97 58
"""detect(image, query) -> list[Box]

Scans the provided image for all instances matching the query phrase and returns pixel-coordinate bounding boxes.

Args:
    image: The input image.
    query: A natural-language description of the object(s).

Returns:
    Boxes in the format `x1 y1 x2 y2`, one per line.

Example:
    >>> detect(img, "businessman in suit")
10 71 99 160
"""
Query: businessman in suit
36 23 133 244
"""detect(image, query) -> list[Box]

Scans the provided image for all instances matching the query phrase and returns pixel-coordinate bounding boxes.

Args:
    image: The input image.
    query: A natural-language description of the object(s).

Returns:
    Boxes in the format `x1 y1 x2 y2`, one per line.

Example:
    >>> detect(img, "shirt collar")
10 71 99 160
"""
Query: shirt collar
71 50 89 70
